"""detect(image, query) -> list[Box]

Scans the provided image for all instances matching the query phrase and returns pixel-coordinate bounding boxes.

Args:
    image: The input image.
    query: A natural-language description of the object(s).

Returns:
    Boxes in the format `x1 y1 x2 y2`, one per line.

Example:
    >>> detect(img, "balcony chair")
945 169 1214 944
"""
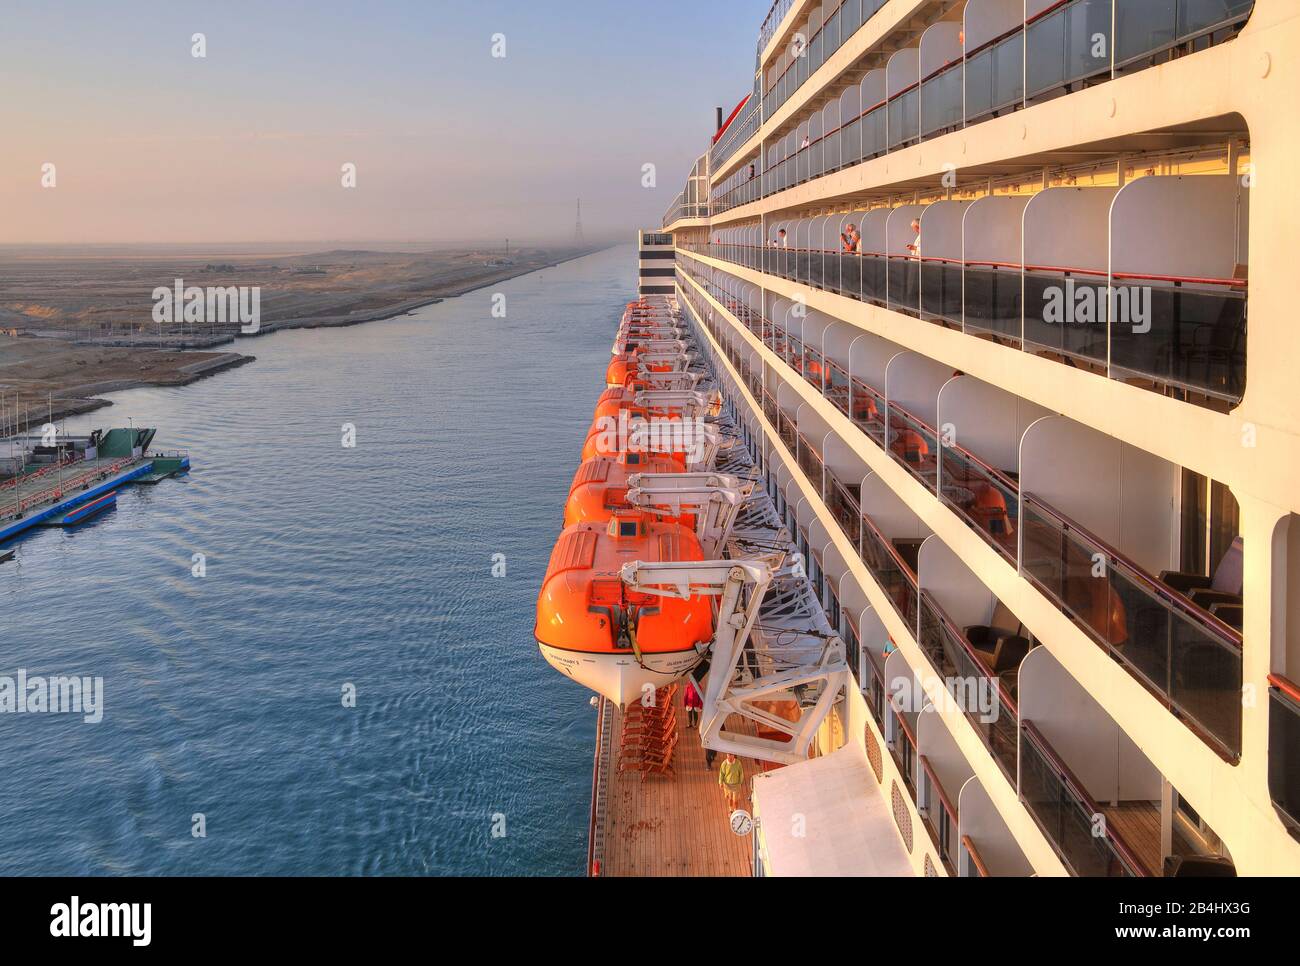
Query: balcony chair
976 633 1031 678
1163 854 1236 878
965 601 1029 657
1160 536 1243 613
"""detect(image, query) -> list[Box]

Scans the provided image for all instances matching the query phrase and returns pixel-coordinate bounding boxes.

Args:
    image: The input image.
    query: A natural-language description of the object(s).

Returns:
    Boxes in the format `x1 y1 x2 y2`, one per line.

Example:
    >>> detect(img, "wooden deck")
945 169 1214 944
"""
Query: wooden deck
1099 801 1162 876
594 688 764 877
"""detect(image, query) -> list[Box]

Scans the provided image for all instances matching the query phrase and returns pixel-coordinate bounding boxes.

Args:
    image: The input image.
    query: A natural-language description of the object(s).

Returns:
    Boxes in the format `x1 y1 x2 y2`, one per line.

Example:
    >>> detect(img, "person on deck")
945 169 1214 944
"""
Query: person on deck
683 679 703 729
718 752 745 811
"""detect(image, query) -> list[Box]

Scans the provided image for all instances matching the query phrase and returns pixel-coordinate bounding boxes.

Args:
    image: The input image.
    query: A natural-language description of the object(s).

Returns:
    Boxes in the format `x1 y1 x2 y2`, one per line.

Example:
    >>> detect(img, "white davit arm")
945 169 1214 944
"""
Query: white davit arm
624 472 750 558
617 559 848 766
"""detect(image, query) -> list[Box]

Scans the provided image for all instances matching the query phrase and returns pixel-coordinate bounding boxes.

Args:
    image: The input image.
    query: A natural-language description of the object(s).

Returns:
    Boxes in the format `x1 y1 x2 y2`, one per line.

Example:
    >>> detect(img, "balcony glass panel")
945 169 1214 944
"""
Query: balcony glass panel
860 516 919 631
1027 0 1113 99
860 253 887 306
1107 281 1246 404
919 62 964 140
838 251 861 299
938 445 1019 561
920 259 963 326
1268 680 1300 833
826 361 852 418
828 478 862 548
850 378 885 443
1020 721 1146 876
862 103 887 160
1020 495 1242 758
887 256 920 317
1022 270 1108 365
886 405 939 489
887 88 919 149
962 264 1023 342
1115 0 1252 67
918 593 1019 779
966 32 1025 121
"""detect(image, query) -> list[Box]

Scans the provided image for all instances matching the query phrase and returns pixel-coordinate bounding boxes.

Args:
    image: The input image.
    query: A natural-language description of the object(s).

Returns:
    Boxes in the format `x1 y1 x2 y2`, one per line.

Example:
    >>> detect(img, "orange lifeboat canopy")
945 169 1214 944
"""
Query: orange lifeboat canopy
535 511 712 706
565 451 688 527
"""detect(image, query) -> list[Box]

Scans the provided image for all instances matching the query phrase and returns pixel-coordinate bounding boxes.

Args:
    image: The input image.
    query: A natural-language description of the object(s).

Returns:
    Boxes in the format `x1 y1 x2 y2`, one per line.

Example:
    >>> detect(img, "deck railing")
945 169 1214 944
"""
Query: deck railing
1020 719 1151 876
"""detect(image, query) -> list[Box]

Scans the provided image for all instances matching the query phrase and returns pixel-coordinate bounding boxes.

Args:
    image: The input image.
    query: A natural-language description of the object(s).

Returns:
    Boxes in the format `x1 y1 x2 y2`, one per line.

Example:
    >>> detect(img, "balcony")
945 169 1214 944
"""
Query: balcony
1268 674 1300 837
735 1 1252 214
697 168 1250 409
1019 720 1149 876
683 276 1249 876
762 0 889 120
679 255 1246 761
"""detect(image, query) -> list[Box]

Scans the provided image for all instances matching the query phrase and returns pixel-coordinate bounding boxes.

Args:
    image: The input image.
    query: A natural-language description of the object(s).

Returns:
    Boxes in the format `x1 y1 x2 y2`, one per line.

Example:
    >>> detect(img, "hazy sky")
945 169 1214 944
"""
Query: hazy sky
0 0 761 246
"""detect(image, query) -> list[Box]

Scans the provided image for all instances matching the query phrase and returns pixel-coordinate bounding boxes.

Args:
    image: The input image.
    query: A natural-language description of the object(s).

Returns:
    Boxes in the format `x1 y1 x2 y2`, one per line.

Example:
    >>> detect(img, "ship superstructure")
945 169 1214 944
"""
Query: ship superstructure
643 0 1300 876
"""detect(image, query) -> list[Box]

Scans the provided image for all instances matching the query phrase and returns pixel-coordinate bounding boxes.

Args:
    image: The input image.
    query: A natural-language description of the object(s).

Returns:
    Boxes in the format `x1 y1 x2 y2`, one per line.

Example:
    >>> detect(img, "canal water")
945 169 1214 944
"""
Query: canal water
0 245 632 875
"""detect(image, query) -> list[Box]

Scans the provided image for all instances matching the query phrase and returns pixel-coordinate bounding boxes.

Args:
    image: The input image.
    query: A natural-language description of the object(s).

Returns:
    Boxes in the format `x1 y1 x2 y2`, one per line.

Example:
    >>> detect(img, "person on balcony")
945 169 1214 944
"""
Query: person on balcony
770 229 788 247
905 219 922 258
840 223 861 252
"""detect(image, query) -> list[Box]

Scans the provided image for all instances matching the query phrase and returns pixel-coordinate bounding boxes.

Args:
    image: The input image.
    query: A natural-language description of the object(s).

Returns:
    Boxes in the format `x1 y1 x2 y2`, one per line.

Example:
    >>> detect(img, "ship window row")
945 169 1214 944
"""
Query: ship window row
690 165 1249 412
688 288 1242 874
676 257 1247 766
754 0 1252 185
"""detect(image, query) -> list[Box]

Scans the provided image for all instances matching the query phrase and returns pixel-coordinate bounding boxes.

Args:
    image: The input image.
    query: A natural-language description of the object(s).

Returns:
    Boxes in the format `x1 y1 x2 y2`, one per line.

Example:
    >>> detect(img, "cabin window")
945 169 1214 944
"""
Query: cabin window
619 521 639 538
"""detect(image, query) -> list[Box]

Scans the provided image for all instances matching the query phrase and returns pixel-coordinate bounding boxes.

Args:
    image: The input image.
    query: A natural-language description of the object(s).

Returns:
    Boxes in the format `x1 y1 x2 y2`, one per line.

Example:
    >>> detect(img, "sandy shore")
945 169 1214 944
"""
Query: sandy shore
0 245 602 425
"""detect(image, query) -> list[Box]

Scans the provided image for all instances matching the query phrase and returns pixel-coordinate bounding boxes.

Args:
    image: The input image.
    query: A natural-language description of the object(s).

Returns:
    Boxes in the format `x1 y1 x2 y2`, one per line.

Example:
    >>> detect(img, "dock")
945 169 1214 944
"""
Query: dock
0 435 189 544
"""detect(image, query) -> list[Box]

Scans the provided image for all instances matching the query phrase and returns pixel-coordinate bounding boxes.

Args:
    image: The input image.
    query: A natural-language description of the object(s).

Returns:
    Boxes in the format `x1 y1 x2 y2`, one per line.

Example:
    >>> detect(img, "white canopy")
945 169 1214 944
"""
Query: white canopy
752 746 914 877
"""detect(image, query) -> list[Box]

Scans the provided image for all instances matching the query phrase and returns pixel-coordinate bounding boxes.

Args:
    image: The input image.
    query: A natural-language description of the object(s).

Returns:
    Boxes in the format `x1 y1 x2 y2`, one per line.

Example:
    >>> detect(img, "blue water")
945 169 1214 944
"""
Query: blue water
0 245 632 875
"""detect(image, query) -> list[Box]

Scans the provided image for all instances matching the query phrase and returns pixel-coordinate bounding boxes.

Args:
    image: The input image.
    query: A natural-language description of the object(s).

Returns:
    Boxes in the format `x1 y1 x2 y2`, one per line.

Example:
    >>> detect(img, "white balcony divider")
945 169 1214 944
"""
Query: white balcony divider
1019 414 1177 577
957 776 1036 876
1018 645 1164 806
918 534 1002 630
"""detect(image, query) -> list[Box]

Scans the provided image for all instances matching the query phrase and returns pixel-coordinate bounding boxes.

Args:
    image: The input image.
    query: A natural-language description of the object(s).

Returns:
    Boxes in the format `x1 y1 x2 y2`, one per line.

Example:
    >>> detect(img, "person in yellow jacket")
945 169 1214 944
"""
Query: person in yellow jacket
718 752 745 810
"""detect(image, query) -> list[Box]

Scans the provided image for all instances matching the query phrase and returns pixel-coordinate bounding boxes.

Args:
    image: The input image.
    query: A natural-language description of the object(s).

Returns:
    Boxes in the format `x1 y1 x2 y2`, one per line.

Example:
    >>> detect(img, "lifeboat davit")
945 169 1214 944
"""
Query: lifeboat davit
565 452 687 527
581 412 689 465
605 351 683 388
535 511 712 706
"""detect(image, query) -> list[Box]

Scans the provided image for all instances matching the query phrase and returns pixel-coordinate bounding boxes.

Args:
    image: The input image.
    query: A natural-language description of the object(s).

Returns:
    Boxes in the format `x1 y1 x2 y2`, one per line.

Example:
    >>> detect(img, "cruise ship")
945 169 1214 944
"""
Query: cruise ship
543 0 1300 878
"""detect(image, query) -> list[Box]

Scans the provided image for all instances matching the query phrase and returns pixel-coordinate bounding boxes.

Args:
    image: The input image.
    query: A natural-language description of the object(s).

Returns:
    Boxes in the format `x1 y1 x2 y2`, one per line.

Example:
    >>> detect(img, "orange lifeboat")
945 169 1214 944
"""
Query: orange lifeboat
535 511 713 706
564 452 687 527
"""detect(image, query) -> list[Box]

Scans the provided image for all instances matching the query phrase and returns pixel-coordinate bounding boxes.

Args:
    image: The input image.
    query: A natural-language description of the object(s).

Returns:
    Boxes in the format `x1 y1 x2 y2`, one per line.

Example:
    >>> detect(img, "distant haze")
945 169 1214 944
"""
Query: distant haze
0 0 760 246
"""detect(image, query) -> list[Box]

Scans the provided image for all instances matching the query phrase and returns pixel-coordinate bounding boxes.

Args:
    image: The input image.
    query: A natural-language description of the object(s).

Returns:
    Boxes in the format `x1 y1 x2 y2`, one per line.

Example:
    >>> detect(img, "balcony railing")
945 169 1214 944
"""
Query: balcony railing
1020 719 1151 876
1021 493 1242 759
938 443 1019 562
918 591 1019 780
689 244 1248 408
860 512 919 633
960 834 992 877
919 754 959 873
1268 673 1300 835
